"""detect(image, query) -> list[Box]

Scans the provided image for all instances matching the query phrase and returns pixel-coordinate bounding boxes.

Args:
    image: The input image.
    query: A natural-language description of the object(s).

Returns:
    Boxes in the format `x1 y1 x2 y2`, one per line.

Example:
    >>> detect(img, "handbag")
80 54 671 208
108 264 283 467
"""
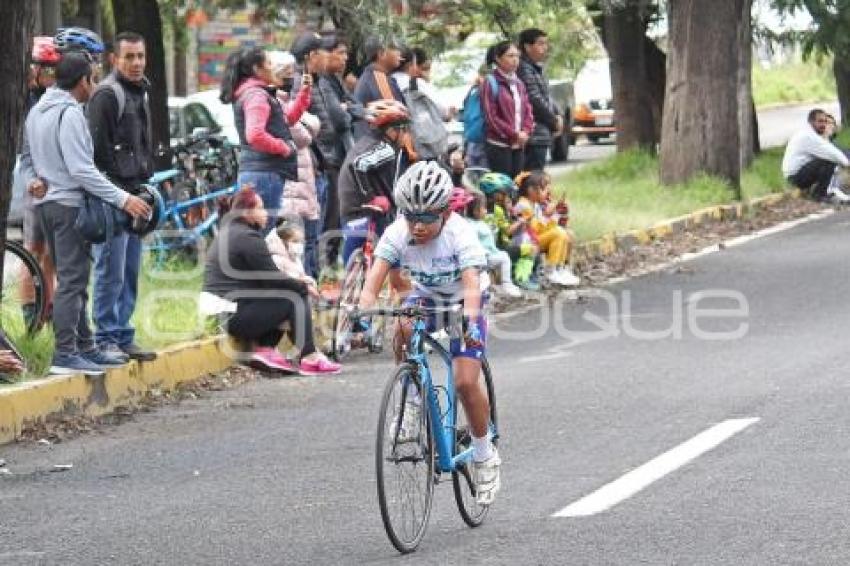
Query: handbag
74 193 128 244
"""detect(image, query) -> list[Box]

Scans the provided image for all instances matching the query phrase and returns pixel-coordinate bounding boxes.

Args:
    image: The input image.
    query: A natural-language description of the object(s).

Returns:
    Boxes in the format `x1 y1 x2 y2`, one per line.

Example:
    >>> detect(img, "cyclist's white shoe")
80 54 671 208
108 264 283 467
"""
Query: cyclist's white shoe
472 448 501 506
557 267 581 287
827 186 850 204
498 282 523 298
389 397 421 444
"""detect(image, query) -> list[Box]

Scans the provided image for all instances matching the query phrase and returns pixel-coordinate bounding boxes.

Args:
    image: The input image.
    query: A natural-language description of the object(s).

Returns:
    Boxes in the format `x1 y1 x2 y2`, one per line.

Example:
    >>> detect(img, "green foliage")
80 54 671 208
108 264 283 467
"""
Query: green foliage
752 59 836 106
551 147 789 241
771 0 850 59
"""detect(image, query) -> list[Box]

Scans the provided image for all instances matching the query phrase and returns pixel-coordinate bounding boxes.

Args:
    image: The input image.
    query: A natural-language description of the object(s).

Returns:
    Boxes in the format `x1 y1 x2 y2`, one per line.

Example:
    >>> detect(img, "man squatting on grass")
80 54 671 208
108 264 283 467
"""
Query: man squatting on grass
782 108 850 203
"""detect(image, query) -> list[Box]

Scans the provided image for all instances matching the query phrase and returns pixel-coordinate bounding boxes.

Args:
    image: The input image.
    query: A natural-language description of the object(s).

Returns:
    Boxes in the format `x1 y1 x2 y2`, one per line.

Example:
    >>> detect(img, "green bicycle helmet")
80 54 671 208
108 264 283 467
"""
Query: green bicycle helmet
478 172 515 196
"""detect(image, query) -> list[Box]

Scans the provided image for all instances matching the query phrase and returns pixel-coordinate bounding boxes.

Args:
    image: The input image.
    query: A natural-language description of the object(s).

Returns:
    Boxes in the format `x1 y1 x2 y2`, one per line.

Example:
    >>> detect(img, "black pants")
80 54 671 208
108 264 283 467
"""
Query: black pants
227 295 316 356
524 144 549 171
485 143 525 179
789 159 836 199
322 165 341 268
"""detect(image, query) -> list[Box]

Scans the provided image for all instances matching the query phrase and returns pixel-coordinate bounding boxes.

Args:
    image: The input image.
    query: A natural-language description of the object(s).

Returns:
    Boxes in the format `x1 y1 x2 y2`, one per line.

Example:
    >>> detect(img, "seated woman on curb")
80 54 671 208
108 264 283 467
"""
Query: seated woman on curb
201 187 341 376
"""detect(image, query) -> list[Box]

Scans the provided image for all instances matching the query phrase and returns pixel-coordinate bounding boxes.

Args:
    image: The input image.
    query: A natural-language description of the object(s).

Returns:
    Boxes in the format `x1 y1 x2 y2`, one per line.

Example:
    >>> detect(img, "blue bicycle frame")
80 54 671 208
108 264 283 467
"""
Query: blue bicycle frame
407 318 478 474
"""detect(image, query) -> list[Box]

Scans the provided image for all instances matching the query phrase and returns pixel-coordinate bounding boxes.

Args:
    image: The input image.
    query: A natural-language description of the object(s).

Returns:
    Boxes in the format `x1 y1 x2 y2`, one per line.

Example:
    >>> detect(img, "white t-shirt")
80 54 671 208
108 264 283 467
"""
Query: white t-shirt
782 126 849 177
374 213 489 298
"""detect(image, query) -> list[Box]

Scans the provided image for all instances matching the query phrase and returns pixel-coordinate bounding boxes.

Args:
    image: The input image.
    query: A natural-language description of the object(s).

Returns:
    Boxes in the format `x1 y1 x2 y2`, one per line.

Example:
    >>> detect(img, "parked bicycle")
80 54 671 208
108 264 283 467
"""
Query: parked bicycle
2 239 48 337
348 303 499 554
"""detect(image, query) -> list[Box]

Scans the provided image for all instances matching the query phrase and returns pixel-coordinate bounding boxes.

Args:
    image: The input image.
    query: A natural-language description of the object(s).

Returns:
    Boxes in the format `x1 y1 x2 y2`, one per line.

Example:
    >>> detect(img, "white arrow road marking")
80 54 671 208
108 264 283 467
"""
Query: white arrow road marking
553 417 760 518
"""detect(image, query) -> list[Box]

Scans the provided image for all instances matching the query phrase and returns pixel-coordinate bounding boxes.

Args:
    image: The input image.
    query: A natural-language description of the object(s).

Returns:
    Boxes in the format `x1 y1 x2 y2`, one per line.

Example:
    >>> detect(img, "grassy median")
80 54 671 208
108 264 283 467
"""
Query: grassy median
552 147 788 241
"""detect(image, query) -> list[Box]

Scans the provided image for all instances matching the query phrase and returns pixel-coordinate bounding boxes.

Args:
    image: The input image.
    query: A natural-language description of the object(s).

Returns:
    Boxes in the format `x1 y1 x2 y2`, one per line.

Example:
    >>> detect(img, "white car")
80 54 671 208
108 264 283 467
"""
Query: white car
168 92 239 147
185 89 239 145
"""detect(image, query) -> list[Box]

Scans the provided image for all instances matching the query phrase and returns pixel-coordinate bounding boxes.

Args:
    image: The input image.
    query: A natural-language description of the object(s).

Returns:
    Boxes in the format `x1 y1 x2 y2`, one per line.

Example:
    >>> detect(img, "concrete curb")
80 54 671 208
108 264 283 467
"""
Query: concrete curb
0 337 232 445
0 189 802 446
573 189 801 266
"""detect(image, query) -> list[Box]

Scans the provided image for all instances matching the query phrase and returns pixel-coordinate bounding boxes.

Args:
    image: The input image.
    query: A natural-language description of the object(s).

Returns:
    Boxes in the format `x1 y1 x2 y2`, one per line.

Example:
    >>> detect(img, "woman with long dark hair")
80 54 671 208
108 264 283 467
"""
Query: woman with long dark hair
480 41 534 179
221 47 298 232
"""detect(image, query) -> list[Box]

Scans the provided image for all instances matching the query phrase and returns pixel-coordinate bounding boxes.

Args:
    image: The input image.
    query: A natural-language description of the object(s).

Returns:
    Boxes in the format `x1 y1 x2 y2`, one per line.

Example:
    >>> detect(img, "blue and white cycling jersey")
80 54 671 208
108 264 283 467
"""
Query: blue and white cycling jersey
374 213 489 298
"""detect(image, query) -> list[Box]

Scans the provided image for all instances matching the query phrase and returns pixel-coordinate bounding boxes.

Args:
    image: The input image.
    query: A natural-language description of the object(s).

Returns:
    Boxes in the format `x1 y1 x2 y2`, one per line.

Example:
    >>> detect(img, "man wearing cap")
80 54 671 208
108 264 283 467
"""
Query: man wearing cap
19 53 151 376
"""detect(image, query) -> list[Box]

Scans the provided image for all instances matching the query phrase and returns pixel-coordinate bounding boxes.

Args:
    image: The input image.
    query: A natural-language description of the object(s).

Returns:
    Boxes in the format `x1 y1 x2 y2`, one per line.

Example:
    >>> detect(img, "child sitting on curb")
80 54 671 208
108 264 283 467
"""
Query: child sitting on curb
465 191 523 297
478 172 541 291
266 217 319 293
514 171 579 287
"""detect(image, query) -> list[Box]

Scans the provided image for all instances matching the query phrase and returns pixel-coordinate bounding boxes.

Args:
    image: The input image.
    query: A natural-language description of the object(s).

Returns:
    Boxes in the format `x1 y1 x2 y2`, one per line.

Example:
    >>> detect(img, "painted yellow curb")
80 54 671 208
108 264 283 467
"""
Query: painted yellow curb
0 336 233 445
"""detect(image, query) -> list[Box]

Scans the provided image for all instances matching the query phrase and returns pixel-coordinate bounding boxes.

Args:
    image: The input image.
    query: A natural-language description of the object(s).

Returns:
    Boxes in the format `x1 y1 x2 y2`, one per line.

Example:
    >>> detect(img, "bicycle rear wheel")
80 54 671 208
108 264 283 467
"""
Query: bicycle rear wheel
452 355 499 527
376 363 434 554
2 240 47 337
330 250 366 361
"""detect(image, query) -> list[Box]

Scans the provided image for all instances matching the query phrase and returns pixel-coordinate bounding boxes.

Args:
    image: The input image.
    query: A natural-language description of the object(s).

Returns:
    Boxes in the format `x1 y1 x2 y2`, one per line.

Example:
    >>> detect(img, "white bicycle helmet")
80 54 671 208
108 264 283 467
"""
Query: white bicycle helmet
394 161 453 214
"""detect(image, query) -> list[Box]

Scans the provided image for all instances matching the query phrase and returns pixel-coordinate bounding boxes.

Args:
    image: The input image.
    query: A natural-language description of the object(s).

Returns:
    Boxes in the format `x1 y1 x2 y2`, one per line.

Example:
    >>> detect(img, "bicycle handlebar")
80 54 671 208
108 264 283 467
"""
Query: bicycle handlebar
341 303 461 319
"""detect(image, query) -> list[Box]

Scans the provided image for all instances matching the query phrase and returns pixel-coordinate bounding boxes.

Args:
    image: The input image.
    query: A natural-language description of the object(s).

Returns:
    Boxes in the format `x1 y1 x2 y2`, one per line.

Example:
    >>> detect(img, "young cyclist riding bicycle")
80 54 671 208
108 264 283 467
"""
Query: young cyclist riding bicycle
356 160 501 505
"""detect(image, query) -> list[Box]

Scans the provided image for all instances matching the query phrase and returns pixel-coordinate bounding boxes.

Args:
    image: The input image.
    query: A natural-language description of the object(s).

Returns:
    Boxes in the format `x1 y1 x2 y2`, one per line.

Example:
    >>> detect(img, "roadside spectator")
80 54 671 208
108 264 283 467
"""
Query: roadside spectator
19 53 151 375
481 41 533 179
202 187 341 375
824 113 839 141
87 31 157 362
463 191 522 297
352 36 405 139
397 46 452 161
515 171 578 287
19 37 61 329
782 108 850 203
517 28 563 171
266 217 317 290
281 112 322 278
319 36 365 271
220 47 298 231
267 50 312 125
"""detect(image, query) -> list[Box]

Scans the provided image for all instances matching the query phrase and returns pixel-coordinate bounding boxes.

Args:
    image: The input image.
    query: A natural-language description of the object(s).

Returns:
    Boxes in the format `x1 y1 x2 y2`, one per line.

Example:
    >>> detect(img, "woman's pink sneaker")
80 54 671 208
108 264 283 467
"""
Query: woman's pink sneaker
299 355 342 376
251 347 298 374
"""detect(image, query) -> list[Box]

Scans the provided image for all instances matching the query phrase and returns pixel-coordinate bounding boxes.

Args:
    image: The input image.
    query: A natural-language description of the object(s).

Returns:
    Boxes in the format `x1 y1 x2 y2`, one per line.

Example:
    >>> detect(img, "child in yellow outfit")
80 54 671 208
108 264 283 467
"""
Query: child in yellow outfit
514 171 580 287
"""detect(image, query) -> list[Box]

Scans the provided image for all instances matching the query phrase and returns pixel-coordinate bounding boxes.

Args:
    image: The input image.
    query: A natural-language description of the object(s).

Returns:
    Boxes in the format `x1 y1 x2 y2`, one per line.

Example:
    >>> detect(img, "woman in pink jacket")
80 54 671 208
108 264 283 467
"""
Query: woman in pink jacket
480 41 534 179
280 112 321 277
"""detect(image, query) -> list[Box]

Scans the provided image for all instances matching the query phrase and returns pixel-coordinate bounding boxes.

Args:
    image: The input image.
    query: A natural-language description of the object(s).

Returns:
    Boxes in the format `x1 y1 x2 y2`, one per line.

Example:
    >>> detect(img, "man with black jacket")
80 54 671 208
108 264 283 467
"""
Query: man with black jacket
517 28 563 171
86 31 156 362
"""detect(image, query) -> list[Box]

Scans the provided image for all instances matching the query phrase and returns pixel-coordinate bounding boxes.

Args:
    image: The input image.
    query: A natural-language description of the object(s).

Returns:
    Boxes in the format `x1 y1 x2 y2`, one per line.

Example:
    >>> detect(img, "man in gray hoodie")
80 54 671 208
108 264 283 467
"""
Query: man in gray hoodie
19 53 151 376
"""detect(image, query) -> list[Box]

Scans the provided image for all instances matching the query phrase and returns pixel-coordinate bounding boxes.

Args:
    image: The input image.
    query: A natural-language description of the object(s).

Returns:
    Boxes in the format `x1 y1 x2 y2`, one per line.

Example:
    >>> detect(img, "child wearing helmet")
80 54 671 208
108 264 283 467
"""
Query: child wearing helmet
357 160 501 506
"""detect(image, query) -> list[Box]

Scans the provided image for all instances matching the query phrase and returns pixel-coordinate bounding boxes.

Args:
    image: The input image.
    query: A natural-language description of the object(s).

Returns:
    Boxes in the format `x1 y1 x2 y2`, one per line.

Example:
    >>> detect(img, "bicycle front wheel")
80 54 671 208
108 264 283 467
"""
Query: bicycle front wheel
452 355 499 527
2 240 47 337
330 250 365 361
376 363 434 554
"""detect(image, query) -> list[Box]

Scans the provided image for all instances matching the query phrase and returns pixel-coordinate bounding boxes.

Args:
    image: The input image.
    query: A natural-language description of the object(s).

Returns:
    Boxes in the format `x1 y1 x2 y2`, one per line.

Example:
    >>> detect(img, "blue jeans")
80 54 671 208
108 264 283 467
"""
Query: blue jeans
92 230 142 348
239 171 284 234
303 218 320 279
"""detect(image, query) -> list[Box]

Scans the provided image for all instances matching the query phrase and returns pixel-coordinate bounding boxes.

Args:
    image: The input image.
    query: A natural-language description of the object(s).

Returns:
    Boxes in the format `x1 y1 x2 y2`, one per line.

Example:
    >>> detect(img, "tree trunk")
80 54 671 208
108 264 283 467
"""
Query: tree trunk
660 0 748 190
737 3 755 182
0 1 36 291
604 4 657 152
111 0 170 166
643 35 666 143
833 57 850 128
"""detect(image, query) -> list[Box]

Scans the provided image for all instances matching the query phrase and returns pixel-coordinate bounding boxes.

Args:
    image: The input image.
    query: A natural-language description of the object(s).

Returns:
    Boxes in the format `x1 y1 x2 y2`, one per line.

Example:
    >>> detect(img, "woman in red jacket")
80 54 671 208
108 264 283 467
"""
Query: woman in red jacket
480 41 534 179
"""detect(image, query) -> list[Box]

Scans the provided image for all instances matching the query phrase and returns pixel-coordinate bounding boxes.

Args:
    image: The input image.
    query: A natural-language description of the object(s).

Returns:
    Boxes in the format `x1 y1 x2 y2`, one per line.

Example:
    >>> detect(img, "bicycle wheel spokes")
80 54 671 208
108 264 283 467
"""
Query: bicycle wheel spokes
452 356 498 527
331 253 365 361
376 364 434 553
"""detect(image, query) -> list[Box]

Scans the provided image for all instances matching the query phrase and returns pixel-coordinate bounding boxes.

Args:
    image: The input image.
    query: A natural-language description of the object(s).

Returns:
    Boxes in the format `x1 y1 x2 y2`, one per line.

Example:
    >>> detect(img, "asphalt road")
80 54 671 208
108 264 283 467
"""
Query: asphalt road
3 208 850 565
549 101 841 177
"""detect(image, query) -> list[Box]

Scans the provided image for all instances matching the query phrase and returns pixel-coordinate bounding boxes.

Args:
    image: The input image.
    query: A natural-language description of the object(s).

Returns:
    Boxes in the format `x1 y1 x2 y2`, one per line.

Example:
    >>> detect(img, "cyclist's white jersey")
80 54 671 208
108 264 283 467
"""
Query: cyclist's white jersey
374 213 490 298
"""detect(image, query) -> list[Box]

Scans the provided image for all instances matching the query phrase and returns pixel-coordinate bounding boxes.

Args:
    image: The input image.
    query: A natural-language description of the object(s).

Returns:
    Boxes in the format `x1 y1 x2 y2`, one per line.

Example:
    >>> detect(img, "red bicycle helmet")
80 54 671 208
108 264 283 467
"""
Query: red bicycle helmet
32 36 61 66
449 187 474 212
365 99 410 129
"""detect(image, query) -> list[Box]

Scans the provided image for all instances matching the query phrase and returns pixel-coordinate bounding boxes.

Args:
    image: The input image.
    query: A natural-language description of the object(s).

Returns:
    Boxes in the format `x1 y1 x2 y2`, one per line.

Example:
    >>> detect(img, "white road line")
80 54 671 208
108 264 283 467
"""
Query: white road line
518 351 573 363
552 417 760 518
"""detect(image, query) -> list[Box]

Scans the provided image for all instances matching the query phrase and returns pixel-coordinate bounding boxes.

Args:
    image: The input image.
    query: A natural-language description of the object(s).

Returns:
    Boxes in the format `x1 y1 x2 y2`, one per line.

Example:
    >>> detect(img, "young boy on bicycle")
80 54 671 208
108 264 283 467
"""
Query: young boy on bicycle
357 160 501 505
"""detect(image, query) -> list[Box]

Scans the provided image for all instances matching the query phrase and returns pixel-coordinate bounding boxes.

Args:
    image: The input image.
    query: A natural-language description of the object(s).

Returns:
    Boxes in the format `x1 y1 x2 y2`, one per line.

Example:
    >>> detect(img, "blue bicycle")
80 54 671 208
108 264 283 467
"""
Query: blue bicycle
350 303 499 553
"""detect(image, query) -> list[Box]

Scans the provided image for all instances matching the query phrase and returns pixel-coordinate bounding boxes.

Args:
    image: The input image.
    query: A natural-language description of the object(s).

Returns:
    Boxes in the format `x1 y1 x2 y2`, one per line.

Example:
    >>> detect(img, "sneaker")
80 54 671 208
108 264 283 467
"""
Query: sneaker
81 348 128 367
827 186 850 204
50 353 105 376
120 343 157 362
472 448 502 506
557 267 581 287
251 347 298 374
299 353 342 376
545 269 568 286
99 343 130 363
389 392 422 443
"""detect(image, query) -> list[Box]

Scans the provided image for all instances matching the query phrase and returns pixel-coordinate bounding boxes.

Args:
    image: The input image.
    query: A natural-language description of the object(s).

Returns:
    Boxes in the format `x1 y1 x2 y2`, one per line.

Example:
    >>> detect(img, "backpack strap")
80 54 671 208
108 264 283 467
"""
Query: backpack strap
487 74 499 97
